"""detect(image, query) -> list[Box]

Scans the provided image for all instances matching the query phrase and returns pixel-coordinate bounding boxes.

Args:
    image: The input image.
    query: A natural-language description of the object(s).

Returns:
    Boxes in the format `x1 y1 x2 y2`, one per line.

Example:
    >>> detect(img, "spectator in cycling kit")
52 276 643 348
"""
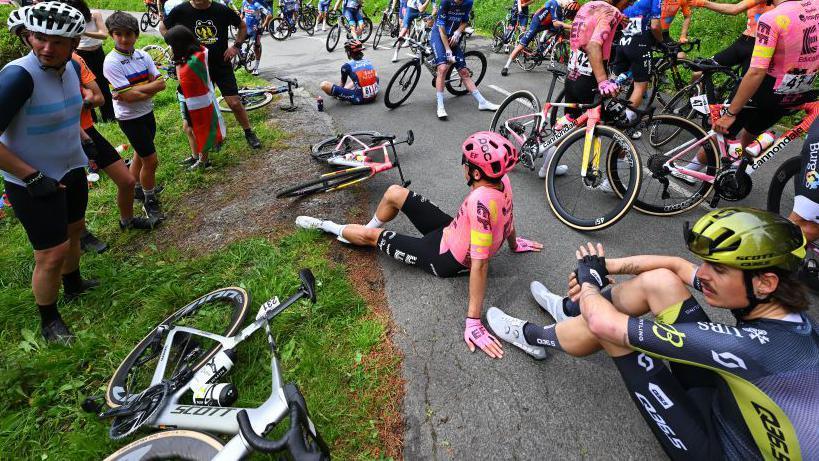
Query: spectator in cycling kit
488 207 819 460
0 2 99 344
501 0 576 77
316 0 332 31
611 0 662 123
161 0 264 150
334 0 365 39
713 0 819 144
432 0 500 120
659 0 692 43
103 12 167 222
691 0 772 73
242 0 270 74
295 132 543 358
391 0 431 63
320 40 379 104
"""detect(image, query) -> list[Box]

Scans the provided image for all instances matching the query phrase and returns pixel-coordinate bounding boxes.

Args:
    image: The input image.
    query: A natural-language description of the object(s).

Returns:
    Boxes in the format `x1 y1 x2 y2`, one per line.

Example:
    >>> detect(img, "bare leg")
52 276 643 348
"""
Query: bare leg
373 184 410 222
139 153 158 190
32 242 69 305
103 159 137 220
339 225 382 246
61 219 85 275
130 154 143 183
458 67 477 93
225 95 251 130
182 119 198 161
320 81 334 95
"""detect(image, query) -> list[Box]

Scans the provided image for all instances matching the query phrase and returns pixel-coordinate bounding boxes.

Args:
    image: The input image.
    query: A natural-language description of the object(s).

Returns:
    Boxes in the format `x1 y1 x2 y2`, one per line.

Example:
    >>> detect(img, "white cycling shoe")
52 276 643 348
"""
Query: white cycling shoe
295 215 325 230
437 105 448 120
530 281 568 323
486 307 547 360
537 146 568 178
478 100 499 111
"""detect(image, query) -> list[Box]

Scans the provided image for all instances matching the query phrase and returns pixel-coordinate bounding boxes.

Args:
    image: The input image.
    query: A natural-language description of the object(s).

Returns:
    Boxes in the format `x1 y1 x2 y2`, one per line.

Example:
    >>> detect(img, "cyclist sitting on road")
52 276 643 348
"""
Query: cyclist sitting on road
500 0 577 77
333 0 364 39
489 207 819 460
320 40 379 104
242 0 270 74
432 0 499 120
390 0 431 63
610 0 663 127
295 131 543 358
280 0 299 29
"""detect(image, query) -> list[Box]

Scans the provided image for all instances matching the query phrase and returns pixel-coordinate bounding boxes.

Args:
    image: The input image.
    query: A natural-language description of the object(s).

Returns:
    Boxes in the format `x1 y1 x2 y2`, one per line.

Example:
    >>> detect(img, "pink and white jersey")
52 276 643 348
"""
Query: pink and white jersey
570 1 623 60
751 0 819 94
440 175 515 267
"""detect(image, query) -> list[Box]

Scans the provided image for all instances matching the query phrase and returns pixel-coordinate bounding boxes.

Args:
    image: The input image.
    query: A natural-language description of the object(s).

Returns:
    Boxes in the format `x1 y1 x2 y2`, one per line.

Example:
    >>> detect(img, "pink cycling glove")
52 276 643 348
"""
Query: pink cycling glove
598 79 619 97
464 317 498 352
513 237 539 253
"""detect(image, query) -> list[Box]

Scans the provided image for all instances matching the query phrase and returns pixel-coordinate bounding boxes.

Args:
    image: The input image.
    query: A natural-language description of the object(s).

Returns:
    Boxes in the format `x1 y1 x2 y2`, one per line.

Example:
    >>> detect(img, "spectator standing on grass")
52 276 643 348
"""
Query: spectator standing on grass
160 0 263 149
103 12 167 221
0 2 99 343
72 0 115 122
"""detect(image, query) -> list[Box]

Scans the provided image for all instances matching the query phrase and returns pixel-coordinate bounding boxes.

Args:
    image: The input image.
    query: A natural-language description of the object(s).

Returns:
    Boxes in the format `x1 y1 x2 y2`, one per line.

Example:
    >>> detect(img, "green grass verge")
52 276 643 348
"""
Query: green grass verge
0 34 399 459
89 0 146 11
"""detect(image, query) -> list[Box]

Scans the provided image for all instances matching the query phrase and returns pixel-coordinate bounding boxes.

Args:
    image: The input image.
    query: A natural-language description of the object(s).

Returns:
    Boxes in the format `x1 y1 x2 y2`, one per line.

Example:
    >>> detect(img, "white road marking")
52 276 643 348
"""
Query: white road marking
489 85 534 109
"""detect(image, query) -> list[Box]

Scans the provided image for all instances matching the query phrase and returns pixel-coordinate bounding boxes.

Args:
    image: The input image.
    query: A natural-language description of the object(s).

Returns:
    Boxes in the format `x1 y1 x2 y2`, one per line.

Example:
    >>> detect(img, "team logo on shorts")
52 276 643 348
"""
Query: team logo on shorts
805 169 819 190
194 20 218 45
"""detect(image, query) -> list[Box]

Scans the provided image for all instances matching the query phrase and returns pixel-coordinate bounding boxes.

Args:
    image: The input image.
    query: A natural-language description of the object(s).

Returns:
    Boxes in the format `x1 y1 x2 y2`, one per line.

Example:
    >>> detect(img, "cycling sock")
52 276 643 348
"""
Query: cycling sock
523 322 563 351
320 220 344 236
625 108 637 123
471 90 488 105
62 269 83 294
366 215 384 228
37 302 60 325
436 91 445 107
563 285 613 317
253 59 260 71
504 57 512 68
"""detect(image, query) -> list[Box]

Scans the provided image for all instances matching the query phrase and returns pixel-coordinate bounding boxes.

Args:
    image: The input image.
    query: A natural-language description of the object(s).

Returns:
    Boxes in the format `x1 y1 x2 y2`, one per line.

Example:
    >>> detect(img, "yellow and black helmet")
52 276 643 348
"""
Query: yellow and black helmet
685 207 806 272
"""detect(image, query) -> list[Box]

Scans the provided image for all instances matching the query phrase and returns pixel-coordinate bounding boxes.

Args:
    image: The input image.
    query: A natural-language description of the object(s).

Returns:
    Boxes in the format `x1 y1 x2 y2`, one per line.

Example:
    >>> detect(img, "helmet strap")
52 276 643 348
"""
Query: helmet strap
735 271 770 322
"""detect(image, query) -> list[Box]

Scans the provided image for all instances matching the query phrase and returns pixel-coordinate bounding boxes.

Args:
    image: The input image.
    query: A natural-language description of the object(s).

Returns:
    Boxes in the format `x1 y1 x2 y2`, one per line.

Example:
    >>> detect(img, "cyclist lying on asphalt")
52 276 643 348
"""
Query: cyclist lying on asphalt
296 131 542 358
320 40 379 104
488 207 819 460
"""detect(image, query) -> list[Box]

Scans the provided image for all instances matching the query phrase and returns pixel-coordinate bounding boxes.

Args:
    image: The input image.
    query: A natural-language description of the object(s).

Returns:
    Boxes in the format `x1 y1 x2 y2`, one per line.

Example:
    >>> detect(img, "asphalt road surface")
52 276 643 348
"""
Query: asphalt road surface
244 27 813 460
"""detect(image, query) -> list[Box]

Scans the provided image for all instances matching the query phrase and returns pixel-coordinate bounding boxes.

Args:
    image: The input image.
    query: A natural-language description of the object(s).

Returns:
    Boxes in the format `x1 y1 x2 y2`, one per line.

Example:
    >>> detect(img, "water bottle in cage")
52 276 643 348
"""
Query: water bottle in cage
744 131 776 158
192 382 239 406
188 349 236 392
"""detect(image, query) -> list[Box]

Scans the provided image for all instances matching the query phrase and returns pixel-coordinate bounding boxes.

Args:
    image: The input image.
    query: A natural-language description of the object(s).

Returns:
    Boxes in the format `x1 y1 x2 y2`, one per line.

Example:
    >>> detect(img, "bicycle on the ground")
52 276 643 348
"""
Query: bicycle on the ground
88 269 331 460
276 130 413 198
326 10 373 51
383 37 487 109
217 76 299 112
371 3 400 49
140 0 160 32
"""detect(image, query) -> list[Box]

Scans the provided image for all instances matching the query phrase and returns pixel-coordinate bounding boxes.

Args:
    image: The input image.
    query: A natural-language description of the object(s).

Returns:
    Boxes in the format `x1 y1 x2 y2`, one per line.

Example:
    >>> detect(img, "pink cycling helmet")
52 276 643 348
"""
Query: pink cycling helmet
461 131 518 179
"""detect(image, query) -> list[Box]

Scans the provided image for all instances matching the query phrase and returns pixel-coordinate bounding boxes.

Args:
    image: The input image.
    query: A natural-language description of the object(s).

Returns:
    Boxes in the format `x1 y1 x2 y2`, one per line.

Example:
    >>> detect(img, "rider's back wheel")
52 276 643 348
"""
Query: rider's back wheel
311 131 383 162
619 114 719 216
491 21 505 53
767 156 802 216
385 59 422 109
360 17 374 42
140 13 150 32
326 24 341 51
217 90 274 112
545 125 641 231
372 18 385 49
445 50 487 96
243 48 257 73
277 167 372 198
104 430 224 461
270 17 291 40
105 287 250 407
490 90 541 169
516 39 539 72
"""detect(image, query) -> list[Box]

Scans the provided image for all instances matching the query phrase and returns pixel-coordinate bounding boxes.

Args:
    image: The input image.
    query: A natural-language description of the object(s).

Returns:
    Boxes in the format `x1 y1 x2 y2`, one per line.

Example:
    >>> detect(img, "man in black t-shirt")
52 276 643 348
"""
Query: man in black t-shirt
161 0 262 149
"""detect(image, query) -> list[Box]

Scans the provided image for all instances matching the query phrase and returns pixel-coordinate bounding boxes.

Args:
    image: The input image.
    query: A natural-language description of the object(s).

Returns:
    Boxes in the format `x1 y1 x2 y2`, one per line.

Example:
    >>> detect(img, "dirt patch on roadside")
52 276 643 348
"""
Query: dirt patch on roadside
140 89 405 458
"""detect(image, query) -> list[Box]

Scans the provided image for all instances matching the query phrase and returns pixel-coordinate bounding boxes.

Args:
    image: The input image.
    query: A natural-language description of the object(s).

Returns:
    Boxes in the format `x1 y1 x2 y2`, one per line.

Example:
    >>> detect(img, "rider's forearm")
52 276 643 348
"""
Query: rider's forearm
697 0 744 16
650 19 663 43
505 226 517 249
467 258 489 318
579 284 630 347
586 43 608 83
0 142 36 180
606 255 697 281
159 20 168 35
728 67 766 116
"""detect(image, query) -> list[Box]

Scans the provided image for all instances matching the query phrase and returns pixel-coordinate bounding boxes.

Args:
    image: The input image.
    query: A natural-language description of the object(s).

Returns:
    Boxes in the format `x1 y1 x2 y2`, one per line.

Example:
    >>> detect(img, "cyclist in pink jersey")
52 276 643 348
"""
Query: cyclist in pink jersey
294 131 543 358
691 0 773 72
714 0 818 142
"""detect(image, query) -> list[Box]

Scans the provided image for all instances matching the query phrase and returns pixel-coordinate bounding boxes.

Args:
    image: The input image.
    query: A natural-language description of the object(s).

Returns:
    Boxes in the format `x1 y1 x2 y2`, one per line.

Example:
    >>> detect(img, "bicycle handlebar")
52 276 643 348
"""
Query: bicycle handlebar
274 75 299 87
659 38 700 55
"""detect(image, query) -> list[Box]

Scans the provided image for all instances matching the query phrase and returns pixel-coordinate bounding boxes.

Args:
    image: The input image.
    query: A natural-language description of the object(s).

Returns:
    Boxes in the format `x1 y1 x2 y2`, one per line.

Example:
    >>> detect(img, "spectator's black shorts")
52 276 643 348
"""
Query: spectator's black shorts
85 125 121 170
209 63 239 97
118 112 157 158
5 167 88 250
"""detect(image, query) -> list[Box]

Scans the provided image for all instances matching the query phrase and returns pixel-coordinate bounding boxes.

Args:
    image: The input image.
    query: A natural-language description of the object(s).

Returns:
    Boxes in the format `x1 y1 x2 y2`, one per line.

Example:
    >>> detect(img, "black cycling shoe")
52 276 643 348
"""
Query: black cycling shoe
501 67 509 76
180 156 198 166
80 230 108 254
143 197 164 221
41 318 75 344
245 130 262 149
64 278 100 302
134 184 165 202
120 216 157 230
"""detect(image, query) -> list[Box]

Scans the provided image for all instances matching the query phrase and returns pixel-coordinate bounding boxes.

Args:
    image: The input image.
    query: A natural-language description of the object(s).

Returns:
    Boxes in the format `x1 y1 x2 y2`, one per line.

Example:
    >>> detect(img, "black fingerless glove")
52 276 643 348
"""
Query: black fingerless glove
575 254 609 290
82 139 98 162
24 171 60 198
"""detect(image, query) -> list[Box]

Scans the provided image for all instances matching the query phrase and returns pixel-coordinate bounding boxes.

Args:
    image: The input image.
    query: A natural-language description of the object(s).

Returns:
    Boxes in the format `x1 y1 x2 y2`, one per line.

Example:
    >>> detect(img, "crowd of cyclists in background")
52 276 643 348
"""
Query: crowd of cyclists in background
1 0 818 458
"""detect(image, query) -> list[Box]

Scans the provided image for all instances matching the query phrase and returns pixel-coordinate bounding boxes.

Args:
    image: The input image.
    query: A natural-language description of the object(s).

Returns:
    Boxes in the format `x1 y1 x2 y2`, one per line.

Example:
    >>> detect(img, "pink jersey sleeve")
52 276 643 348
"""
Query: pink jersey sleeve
467 192 495 261
750 1 819 89
750 12 779 71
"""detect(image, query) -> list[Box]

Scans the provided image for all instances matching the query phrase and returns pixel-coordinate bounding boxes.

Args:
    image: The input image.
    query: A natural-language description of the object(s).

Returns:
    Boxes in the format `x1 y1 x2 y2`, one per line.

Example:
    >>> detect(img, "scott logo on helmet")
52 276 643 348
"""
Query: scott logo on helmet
736 253 778 267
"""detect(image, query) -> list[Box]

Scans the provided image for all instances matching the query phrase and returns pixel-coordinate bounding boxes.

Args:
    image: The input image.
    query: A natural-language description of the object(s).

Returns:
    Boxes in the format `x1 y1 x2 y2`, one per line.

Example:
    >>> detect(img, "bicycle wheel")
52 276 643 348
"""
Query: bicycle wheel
243 48 257 73
270 17 291 40
491 21 505 53
516 40 539 72
326 24 341 52
311 131 383 162
545 125 641 231
276 167 372 198
385 59 421 108
549 39 570 72
140 12 150 32
142 44 170 69
618 114 719 216
326 9 338 26
300 10 317 34
490 90 541 169
372 20 385 49
105 287 250 407
104 430 224 461
445 50 487 96
218 90 274 112
360 17 373 42
767 156 802 217
149 11 160 27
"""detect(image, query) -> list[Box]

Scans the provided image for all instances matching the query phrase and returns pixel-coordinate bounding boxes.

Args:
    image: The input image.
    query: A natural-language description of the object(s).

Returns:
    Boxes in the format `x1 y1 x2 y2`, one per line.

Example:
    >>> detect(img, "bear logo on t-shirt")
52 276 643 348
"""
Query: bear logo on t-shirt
194 19 218 44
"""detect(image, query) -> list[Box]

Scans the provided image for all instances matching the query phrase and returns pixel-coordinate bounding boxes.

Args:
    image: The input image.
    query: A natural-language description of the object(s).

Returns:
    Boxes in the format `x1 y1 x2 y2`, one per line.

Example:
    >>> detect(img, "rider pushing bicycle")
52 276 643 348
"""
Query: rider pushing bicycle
333 0 364 39
295 131 543 358
320 40 379 104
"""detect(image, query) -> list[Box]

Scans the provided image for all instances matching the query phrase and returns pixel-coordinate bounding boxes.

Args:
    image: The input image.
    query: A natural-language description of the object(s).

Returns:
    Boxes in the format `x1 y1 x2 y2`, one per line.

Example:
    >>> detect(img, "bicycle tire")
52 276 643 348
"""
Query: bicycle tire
445 50 487 96
276 167 372 198
326 24 341 52
490 90 542 170
104 430 224 461
385 59 421 109
270 17 291 40
149 11 160 27
140 13 150 32
491 21 505 53
326 9 338 26
217 90 274 112
359 17 373 42
243 48 257 74
621 114 719 216
545 125 641 231
516 40 539 72
767 156 801 216
372 20 385 49
105 287 250 408
300 10 317 33
311 131 383 162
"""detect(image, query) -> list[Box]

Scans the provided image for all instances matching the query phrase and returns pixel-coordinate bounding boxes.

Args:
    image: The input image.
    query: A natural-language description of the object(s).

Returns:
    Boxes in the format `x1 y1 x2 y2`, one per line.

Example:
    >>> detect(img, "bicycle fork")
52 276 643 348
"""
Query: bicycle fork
579 108 603 183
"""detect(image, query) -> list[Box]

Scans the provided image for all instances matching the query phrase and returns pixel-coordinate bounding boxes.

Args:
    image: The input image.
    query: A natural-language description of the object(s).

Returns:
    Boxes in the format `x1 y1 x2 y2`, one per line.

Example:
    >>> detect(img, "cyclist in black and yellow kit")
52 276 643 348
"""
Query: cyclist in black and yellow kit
488 207 819 460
